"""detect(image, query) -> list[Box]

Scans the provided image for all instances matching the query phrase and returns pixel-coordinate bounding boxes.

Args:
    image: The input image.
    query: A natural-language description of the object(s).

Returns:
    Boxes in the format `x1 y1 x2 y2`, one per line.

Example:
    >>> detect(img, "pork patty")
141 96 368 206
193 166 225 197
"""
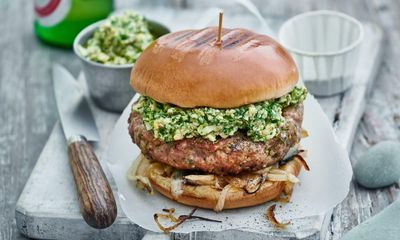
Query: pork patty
128 104 304 175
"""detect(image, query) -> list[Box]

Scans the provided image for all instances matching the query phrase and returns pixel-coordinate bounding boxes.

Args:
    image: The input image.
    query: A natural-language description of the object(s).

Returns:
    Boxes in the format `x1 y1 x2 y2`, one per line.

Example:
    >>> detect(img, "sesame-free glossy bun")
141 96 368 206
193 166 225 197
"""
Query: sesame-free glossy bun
130 27 298 108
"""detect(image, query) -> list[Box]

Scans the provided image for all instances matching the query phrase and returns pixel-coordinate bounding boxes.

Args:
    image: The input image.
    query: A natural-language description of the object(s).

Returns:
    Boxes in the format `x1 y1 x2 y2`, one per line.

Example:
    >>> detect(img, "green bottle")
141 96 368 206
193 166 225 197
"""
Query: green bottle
34 0 113 47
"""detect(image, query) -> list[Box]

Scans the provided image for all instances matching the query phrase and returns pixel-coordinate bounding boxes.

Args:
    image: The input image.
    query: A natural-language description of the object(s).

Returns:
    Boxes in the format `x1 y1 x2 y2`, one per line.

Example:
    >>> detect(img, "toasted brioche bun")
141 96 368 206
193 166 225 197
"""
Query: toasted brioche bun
130 27 298 108
137 156 303 211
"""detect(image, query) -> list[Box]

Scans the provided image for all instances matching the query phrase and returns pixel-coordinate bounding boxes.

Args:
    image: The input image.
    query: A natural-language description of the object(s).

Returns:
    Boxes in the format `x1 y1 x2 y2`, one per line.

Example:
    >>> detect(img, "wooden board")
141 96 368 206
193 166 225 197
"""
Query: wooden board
14 22 383 240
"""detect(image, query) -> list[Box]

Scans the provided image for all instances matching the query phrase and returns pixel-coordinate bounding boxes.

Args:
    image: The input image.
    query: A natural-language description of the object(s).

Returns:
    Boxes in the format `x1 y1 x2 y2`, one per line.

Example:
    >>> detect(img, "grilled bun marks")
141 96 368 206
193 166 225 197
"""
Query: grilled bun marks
130 27 298 108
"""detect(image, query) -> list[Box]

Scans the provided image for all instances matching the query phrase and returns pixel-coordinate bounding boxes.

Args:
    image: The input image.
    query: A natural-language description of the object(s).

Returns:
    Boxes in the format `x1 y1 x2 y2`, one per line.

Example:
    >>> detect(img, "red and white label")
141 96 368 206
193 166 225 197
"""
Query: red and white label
34 0 71 26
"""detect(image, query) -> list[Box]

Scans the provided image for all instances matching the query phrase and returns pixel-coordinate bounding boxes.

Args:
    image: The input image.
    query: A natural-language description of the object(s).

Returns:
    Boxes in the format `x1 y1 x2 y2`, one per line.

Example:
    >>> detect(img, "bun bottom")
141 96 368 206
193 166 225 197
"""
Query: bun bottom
150 177 285 210
136 155 304 211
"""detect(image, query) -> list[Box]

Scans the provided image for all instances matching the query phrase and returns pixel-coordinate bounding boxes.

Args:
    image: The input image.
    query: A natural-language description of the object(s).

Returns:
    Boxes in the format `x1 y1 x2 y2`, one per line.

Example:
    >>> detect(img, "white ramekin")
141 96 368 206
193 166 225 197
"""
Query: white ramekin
279 10 364 96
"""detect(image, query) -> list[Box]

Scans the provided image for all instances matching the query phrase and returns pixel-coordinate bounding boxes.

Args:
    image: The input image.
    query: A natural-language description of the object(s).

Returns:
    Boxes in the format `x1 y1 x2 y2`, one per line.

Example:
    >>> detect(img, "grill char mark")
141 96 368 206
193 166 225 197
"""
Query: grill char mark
168 28 266 51
193 33 220 47
173 30 199 43
222 31 255 49
169 29 216 51
186 28 220 48
197 29 260 50
188 28 230 48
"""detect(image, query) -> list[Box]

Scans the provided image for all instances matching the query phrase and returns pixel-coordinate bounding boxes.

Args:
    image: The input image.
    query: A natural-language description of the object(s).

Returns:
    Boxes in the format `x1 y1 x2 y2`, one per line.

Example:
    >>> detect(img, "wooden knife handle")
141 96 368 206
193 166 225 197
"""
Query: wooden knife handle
68 136 117 229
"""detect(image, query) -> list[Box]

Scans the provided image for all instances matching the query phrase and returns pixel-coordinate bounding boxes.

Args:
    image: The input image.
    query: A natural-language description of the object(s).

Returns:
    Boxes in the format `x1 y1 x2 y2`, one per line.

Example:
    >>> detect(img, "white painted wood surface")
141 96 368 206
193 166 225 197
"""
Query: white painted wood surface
14 21 383 239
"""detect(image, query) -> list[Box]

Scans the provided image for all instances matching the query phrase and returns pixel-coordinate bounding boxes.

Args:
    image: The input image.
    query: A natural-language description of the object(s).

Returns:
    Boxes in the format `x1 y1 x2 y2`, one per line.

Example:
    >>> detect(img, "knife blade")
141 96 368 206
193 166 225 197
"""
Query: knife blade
52 64 99 142
52 64 117 229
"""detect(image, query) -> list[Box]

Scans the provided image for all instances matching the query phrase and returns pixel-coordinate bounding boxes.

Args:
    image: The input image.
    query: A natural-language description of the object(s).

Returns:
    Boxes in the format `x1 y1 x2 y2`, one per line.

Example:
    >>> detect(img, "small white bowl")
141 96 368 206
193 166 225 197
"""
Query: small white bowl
279 10 364 96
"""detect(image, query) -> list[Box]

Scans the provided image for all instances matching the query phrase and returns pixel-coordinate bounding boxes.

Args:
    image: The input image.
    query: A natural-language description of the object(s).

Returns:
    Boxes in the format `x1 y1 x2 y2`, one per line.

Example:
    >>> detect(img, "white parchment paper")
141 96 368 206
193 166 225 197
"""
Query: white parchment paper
106 94 352 233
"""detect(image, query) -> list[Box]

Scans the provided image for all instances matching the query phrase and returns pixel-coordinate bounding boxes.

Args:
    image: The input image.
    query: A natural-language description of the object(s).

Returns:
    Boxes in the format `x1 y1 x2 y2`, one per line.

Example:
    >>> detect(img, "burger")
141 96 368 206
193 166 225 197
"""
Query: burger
127 27 308 212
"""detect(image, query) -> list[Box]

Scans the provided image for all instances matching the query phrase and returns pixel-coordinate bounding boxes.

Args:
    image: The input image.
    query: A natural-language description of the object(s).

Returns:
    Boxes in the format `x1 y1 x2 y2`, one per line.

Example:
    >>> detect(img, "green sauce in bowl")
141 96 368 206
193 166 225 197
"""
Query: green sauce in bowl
78 10 154 65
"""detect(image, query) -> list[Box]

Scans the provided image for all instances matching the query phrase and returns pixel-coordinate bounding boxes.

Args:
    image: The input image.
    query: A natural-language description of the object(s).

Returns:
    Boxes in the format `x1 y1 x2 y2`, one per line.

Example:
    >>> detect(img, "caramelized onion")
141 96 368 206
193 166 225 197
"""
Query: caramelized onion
214 184 231 212
134 176 154 194
215 176 228 190
295 153 310 171
255 166 272 175
244 175 264 194
266 204 290 228
184 175 216 185
283 181 294 197
273 195 291 203
132 151 307 210
127 155 154 194
171 171 184 198
225 176 246 189
267 169 299 183
301 129 309 138
154 208 197 232
154 208 221 232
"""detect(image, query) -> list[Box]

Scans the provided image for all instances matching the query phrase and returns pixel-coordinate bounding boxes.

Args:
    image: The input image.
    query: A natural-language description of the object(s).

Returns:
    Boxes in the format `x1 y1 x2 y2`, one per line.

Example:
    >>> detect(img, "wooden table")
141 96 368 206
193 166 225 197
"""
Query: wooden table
1 0 398 239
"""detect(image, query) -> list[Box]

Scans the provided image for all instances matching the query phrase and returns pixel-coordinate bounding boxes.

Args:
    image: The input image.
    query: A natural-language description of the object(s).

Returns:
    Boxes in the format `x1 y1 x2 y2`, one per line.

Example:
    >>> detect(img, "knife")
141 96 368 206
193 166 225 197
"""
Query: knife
52 64 117 229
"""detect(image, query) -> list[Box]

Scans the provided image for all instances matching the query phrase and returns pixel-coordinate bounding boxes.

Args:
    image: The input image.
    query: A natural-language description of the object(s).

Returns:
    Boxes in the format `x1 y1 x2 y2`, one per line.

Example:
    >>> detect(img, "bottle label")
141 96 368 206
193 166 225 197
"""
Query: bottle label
34 0 71 27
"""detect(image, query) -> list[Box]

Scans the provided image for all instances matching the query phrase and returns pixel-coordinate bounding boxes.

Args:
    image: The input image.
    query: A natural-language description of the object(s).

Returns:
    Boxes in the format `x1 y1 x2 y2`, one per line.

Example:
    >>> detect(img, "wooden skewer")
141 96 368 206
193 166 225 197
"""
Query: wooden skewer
216 11 224 46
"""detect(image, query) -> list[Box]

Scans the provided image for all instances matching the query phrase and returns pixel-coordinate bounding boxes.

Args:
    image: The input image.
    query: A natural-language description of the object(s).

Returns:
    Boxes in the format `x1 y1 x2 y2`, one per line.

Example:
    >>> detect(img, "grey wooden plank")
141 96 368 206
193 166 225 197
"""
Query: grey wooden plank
333 23 384 152
0 1 75 240
324 0 400 239
0 0 395 240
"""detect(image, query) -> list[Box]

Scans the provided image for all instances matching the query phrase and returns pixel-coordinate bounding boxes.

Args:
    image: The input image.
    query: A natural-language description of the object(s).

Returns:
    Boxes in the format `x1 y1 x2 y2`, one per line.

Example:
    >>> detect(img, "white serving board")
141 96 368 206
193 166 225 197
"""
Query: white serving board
15 22 382 240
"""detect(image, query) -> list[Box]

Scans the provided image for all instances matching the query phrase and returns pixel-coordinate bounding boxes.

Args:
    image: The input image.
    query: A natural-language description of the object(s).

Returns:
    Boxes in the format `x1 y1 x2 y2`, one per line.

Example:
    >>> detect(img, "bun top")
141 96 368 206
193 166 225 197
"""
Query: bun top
130 27 298 108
